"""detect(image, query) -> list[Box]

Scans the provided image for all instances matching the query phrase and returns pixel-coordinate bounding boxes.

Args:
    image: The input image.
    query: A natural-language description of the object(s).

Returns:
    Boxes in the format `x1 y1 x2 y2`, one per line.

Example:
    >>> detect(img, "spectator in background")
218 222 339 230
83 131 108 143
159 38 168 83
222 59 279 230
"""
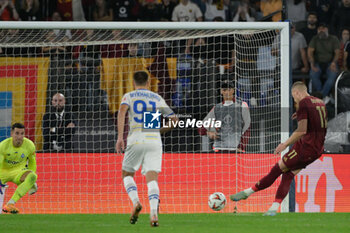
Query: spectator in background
232 0 255 22
41 30 75 102
82 0 95 21
127 43 139 57
172 0 203 54
204 0 228 21
92 0 113 21
197 16 235 70
299 12 318 45
139 0 163 21
111 0 139 21
159 0 176 21
273 23 309 74
172 0 203 22
203 80 250 152
0 29 37 57
331 0 350 37
260 0 282 22
292 24 309 74
308 23 340 97
50 11 72 40
100 30 128 58
18 0 41 21
0 0 19 21
73 29 102 112
192 0 206 17
148 35 175 106
43 93 77 152
287 0 307 26
339 28 350 70
310 0 335 25
344 40 350 71
249 0 263 20
54 0 86 21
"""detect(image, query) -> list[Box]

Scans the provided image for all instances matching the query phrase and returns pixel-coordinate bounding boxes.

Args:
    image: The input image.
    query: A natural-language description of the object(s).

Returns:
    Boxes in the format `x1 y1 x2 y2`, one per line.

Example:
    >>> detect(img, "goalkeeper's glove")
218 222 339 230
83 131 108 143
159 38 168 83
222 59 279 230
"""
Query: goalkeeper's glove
0 180 8 195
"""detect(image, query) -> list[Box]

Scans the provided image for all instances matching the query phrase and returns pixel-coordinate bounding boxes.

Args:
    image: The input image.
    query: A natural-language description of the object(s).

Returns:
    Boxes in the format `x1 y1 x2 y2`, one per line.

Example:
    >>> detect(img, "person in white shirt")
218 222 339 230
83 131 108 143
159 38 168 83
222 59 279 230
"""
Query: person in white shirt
116 71 178 227
172 0 203 54
172 0 203 22
205 0 227 21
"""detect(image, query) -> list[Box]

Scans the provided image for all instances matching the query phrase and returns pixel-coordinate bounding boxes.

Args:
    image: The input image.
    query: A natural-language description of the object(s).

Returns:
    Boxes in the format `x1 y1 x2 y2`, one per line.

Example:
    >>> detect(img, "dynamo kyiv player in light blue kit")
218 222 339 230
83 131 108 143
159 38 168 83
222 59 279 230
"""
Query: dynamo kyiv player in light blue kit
116 71 178 227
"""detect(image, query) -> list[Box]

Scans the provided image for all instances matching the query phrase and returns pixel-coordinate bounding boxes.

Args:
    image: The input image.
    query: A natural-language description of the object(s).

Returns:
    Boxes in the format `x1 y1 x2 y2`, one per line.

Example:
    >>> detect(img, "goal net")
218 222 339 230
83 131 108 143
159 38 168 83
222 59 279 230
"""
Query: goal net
0 22 290 214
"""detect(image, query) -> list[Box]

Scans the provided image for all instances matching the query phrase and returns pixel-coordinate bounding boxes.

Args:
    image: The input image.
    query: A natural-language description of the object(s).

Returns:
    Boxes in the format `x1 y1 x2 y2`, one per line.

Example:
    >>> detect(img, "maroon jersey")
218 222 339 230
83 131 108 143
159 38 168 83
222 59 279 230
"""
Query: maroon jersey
294 96 327 156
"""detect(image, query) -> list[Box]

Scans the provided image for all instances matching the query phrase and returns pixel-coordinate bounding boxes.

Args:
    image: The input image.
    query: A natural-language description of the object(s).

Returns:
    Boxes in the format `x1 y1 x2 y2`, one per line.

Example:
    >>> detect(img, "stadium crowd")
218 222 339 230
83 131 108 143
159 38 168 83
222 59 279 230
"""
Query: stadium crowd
1 0 349 97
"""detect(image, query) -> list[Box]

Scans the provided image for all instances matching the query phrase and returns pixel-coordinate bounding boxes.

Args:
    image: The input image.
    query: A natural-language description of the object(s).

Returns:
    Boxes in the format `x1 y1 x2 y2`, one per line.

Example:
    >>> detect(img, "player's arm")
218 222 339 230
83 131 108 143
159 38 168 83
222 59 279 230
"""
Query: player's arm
0 148 7 193
27 152 37 173
274 119 307 155
282 119 307 147
160 114 179 134
159 98 178 134
242 102 251 134
0 151 3 169
204 106 219 140
239 102 251 151
0 144 7 193
116 104 129 154
275 98 308 154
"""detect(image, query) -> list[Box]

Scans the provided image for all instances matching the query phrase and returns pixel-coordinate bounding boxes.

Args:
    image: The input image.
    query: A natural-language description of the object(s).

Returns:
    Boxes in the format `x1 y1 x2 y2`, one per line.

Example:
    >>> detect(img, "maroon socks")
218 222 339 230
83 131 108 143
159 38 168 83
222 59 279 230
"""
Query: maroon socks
275 171 295 203
252 163 283 192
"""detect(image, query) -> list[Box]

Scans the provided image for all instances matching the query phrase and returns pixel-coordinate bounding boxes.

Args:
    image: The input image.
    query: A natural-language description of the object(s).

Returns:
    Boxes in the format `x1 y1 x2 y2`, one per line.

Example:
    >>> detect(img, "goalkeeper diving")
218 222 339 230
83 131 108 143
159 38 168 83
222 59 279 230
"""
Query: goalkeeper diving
0 123 38 214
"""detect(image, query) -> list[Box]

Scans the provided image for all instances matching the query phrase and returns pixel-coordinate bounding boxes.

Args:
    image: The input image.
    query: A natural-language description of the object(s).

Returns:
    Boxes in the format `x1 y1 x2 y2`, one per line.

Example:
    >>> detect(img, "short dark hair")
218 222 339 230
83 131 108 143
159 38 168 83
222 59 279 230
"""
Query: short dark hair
308 11 318 18
341 27 350 33
133 71 149 86
213 16 224 22
318 22 328 29
220 80 235 89
12 123 25 131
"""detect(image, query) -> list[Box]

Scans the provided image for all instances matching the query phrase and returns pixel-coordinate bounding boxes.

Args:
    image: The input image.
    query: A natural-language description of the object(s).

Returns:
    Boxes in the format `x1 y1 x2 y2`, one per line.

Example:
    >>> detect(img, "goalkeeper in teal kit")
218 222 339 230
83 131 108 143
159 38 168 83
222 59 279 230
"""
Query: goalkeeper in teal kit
0 123 38 214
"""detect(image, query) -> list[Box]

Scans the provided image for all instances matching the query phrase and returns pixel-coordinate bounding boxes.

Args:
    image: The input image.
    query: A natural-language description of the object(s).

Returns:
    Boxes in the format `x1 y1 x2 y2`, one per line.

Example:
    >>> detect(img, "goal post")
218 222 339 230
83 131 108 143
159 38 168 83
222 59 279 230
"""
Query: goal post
0 21 290 214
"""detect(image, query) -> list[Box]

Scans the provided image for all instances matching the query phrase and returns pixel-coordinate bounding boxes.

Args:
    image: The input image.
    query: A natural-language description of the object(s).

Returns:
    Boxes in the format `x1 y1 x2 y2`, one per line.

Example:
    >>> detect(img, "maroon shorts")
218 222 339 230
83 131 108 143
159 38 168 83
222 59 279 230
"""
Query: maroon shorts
282 148 321 171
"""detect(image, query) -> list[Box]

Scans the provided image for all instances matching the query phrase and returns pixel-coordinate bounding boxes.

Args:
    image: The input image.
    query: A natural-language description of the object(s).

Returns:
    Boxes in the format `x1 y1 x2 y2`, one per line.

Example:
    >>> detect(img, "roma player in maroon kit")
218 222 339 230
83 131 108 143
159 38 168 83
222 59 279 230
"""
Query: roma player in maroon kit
230 81 327 215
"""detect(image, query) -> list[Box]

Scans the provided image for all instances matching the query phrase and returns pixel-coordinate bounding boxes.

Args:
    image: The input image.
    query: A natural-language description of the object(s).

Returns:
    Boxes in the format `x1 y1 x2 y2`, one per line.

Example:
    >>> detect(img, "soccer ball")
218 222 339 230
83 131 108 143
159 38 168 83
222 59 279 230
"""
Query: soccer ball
208 192 226 211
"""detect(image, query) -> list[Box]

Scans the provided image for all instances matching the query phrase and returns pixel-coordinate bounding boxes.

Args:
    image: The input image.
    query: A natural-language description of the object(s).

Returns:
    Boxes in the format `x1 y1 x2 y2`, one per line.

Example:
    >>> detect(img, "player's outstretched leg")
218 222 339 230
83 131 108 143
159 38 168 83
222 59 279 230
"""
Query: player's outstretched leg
3 172 37 214
231 163 283 202
230 188 254 201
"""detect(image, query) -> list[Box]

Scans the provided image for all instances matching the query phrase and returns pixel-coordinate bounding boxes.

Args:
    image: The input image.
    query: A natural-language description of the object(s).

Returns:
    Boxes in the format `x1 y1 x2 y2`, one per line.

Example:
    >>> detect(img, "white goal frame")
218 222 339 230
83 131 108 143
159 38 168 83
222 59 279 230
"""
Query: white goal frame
0 21 291 212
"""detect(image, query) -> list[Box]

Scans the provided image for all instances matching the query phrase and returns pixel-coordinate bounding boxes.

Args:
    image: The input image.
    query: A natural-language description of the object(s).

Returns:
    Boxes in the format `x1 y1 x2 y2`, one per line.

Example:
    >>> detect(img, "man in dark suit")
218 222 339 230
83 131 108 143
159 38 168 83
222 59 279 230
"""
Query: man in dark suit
42 93 76 152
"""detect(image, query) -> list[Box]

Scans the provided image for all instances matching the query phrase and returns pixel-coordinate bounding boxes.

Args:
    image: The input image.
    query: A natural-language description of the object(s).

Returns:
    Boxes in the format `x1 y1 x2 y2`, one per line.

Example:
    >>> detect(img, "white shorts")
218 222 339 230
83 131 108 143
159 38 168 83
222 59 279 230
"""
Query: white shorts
122 143 162 175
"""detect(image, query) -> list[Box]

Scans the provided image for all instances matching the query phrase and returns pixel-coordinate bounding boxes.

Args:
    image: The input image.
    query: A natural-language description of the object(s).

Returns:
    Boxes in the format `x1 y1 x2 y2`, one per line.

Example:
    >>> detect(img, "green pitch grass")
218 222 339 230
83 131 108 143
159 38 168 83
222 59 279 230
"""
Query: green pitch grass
1 213 350 233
